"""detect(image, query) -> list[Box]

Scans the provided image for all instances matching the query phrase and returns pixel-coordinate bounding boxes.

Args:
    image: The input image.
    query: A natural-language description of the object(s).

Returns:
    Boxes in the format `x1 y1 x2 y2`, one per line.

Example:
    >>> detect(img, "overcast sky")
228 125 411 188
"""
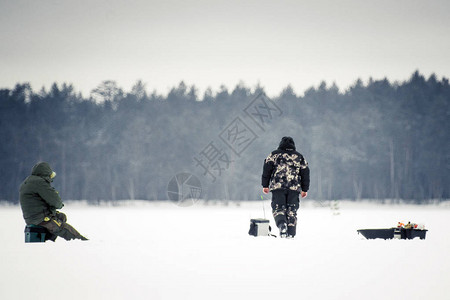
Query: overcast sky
1 0 449 97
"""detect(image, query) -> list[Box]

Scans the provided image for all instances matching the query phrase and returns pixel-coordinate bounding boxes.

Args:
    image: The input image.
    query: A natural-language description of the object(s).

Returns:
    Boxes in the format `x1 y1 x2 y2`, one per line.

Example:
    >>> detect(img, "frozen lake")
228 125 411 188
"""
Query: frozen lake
1 201 449 300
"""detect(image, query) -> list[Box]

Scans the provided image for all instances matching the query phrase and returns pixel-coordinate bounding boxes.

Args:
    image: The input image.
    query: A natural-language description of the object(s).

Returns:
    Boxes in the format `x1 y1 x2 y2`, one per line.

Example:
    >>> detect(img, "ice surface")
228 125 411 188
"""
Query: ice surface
1 201 449 300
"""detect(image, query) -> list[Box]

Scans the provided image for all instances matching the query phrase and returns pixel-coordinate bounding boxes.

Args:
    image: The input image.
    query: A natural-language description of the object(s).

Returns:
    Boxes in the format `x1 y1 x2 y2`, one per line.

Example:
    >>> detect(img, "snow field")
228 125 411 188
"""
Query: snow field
1 201 449 300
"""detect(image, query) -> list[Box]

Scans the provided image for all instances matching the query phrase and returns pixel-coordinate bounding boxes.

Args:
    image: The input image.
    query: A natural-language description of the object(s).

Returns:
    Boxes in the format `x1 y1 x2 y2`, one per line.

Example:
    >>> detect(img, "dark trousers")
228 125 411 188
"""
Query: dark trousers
271 189 300 237
39 212 87 241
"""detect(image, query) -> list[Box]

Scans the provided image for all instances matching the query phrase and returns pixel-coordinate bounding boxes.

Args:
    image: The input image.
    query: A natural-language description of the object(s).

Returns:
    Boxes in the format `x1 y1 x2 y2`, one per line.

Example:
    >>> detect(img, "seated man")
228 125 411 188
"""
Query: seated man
19 162 87 241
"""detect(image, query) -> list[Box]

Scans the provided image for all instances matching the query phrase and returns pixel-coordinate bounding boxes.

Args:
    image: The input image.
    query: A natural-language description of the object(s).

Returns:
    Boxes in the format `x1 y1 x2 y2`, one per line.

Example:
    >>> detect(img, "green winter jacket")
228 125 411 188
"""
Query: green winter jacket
19 162 63 225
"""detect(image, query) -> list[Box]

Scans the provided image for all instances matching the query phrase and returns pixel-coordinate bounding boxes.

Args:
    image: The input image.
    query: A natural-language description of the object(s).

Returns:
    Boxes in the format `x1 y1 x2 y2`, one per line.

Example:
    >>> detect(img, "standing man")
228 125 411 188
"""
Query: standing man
19 162 88 241
262 137 310 238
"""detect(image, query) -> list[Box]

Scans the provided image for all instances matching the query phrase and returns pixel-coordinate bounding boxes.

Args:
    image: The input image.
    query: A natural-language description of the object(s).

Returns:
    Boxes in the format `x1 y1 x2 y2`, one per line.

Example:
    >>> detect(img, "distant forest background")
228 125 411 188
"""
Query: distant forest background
1 71 449 203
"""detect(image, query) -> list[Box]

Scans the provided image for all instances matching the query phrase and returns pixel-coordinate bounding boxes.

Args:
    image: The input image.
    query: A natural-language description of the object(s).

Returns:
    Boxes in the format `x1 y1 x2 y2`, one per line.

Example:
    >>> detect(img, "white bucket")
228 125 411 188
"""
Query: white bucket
250 218 270 237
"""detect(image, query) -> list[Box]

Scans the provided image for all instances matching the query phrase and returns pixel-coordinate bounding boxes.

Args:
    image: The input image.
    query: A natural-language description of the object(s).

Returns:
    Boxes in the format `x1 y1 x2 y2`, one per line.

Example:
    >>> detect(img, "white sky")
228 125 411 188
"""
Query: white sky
1 0 449 97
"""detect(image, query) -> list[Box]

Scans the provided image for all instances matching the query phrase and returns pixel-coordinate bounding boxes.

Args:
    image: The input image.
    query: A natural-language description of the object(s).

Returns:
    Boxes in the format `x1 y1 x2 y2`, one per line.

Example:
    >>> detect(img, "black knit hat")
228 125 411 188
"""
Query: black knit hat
278 136 296 151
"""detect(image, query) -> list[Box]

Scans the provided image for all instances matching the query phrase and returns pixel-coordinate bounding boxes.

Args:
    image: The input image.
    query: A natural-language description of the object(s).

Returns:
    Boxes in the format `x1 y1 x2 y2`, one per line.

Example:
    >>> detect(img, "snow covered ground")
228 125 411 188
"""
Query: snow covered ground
1 200 449 300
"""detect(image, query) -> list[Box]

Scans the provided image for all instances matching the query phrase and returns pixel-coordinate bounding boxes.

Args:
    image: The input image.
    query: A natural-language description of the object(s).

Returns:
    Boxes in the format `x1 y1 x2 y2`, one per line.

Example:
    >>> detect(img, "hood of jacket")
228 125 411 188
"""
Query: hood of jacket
278 136 296 151
31 162 55 181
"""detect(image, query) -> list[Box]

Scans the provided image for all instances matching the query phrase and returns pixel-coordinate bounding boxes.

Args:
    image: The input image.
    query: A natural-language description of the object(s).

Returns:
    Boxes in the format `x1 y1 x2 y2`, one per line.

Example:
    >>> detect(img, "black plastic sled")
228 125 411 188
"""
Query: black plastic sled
357 228 427 240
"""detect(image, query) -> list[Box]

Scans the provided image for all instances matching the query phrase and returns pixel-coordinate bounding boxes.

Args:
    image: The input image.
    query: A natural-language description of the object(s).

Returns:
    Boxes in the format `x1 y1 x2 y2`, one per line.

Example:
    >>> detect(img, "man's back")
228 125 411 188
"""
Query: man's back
264 148 307 192
262 137 309 193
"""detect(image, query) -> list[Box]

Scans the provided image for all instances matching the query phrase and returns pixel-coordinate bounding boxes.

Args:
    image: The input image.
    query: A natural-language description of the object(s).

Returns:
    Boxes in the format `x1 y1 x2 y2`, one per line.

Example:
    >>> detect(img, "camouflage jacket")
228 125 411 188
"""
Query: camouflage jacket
261 149 310 192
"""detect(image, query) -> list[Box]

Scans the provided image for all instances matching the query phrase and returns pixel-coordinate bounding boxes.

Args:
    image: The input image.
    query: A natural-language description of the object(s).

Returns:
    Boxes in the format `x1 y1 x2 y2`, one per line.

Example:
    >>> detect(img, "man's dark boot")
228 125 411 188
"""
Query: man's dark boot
60 224 88 241
278 222 287 238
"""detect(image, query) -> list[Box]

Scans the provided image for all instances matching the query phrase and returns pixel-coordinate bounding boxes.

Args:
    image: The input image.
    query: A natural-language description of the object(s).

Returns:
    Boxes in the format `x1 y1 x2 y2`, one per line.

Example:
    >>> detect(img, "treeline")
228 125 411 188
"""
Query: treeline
1 71 448 203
